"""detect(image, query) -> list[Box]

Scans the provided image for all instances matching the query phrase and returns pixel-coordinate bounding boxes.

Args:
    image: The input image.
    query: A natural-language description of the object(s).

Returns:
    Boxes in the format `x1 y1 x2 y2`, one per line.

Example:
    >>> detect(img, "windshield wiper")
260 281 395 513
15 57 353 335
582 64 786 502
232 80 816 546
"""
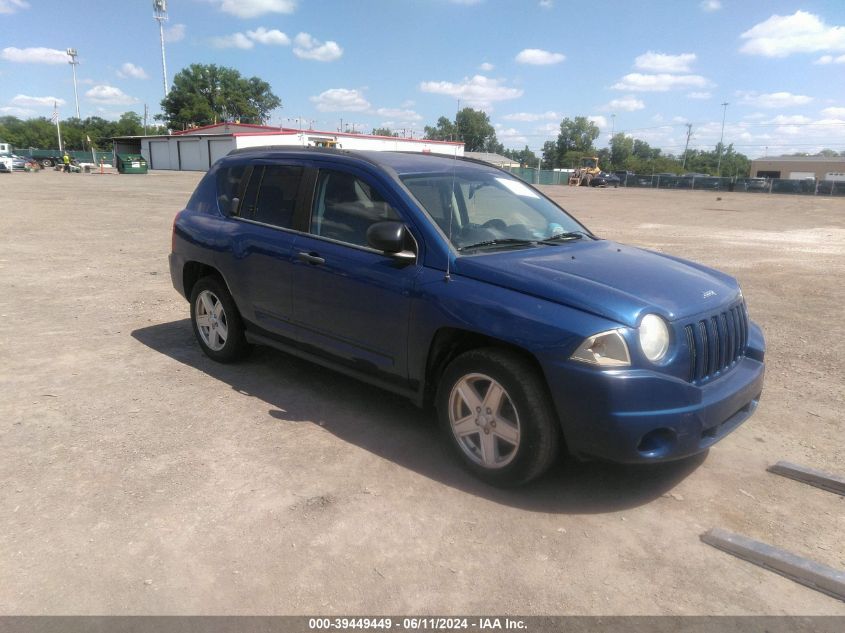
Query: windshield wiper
457 238 537 252
541 231 589 243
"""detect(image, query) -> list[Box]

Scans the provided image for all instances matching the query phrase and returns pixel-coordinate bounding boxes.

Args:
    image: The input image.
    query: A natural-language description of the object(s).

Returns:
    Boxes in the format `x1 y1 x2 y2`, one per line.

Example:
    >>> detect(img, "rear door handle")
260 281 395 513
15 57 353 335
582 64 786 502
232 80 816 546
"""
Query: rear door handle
297 251 325 265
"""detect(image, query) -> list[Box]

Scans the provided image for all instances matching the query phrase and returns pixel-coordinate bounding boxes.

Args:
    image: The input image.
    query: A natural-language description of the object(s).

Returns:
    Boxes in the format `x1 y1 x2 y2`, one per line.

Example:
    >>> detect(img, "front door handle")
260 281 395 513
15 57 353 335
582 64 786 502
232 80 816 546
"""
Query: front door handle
297 251 325 265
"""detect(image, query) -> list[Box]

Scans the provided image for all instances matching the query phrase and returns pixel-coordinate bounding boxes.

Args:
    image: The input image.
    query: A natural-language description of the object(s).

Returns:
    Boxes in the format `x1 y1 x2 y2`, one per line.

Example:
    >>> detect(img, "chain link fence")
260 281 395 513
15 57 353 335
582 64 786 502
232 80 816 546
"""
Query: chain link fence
507 167 845 197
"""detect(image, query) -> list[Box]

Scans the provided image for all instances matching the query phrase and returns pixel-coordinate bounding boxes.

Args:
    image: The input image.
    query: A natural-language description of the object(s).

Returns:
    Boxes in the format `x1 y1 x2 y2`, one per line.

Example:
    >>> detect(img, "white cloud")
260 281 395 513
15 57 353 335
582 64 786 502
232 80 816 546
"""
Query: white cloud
211 32 254 49
814 54 845 64
515 48 565 65
0 106 35 117
738 91 813 108
374 107 422 121
85 85 138 105
213 0 297 19
822 107 845 117
611 73 710 91
164 24 186 43
246 27 290 46
501 111 559 122
495 125 527 145
764 114 813 125
588 115 608 129
634 51 696 73
602 96 645 112
687 91 712 99
0 0 28 14
310 88 370 112
213 28 291 49
1 46 67 64
700 0 721 12
293 32 343 61
740 10 845 58
479 62 494 71
117 62 148 80
539 0 553 8
419 75 523 107
11 94 65 107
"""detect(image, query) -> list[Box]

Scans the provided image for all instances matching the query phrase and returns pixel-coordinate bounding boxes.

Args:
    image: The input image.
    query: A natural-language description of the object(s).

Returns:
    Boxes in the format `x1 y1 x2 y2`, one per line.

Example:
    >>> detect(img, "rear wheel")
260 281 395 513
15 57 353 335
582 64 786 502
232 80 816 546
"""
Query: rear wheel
189 276 251 362
41 159 54 168
436 348 560 486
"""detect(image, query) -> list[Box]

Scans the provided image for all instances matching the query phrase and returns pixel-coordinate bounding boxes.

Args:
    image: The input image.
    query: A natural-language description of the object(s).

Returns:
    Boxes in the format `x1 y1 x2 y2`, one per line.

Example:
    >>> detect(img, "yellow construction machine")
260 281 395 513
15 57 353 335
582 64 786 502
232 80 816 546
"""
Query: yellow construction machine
569 156 601 186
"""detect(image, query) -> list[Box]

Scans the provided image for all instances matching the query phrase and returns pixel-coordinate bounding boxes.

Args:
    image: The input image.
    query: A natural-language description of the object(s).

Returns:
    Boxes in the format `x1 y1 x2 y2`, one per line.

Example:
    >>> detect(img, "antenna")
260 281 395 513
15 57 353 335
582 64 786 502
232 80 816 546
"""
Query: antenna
153 0 169 99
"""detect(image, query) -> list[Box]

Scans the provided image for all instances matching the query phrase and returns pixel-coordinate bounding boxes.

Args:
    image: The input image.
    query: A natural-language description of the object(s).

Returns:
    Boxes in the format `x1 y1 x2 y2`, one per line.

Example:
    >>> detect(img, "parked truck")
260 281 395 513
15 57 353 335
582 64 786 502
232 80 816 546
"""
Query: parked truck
3 146 112 168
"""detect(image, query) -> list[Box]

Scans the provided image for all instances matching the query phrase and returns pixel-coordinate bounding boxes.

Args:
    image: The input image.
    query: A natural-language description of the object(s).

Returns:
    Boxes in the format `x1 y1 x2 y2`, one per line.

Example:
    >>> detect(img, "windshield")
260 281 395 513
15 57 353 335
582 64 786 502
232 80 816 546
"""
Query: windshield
400 171 589 251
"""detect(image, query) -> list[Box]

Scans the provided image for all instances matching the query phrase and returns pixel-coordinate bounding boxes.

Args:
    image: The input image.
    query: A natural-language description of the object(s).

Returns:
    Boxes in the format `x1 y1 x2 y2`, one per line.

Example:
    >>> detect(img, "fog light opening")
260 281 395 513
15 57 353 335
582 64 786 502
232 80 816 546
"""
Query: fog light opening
637 428 677 458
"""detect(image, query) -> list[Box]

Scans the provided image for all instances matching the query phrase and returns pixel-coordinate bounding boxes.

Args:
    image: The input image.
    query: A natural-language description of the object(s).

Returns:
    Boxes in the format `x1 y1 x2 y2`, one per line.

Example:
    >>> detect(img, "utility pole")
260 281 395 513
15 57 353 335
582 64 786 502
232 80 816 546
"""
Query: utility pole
66 48 80 119
153 0 169 99
682 123 693 169
144 104 149 135
717 101 729 176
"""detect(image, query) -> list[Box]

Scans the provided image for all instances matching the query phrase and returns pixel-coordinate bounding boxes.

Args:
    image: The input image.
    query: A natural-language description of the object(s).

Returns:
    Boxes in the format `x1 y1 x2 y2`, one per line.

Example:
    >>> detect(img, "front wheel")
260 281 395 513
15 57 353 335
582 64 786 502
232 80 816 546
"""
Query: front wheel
41 159 54 168
189 276 251 362
436 348 560 486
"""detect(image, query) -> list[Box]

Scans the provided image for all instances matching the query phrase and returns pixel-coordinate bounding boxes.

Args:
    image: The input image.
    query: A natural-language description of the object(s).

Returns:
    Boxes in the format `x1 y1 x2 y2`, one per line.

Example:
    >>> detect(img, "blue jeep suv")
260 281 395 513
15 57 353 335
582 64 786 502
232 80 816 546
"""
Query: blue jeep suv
170 148 765 485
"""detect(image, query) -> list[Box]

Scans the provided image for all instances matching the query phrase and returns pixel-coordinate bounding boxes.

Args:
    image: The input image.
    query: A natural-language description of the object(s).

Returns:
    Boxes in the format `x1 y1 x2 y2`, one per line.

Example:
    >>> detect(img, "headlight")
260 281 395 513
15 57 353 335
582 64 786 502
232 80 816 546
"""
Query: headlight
638 314 669 362
571 329 631 367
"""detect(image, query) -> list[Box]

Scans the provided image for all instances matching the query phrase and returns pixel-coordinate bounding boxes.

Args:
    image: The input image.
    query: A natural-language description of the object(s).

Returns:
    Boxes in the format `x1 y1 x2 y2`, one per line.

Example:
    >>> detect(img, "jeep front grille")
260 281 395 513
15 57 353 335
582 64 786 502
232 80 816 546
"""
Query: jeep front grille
684 303 748 382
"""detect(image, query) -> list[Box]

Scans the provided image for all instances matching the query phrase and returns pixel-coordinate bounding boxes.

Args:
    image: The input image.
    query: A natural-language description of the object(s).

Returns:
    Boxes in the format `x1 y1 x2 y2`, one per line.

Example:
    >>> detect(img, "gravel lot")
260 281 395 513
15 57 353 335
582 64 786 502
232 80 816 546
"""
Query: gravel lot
1 169 843 615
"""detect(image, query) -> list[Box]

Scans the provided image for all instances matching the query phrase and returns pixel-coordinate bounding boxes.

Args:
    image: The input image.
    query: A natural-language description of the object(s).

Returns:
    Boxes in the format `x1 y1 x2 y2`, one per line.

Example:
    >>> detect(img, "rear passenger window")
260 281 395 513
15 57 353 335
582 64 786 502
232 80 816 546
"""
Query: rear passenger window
239 165 303 229
216 164 247 215
310 170 400 247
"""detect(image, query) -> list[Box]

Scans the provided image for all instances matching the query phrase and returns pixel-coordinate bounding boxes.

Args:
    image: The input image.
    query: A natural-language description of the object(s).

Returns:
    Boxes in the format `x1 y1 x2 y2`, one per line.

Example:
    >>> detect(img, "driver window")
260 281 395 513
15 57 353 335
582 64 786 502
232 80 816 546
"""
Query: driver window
311 170 400 247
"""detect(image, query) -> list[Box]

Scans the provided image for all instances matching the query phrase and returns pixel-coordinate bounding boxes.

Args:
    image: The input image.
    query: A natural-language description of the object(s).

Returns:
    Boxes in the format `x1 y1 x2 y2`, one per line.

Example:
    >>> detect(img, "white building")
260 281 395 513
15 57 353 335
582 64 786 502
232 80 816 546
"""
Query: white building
116 123 464 172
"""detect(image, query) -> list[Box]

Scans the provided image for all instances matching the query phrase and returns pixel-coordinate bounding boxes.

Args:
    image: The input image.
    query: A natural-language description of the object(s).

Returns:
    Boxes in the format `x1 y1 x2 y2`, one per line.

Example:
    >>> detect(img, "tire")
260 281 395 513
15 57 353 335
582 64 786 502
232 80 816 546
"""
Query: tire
189 276 251 363
41 159 54 168
436 348 560 486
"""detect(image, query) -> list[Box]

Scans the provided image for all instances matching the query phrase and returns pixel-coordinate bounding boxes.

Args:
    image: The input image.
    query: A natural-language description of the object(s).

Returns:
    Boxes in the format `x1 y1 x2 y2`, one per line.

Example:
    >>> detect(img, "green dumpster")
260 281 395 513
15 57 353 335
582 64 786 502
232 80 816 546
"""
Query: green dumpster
116 153 148 174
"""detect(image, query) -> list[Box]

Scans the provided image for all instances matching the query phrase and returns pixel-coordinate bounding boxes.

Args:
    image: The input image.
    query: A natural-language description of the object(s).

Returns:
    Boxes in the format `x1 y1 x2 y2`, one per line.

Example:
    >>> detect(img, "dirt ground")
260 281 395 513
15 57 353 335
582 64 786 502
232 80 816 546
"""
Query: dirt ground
0 169 843 615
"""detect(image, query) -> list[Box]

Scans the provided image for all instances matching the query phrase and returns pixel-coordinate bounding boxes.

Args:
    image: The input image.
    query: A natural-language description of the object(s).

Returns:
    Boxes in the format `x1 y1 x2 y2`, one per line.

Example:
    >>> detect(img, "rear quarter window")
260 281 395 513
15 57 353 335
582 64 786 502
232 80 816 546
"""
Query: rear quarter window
216 164 248 215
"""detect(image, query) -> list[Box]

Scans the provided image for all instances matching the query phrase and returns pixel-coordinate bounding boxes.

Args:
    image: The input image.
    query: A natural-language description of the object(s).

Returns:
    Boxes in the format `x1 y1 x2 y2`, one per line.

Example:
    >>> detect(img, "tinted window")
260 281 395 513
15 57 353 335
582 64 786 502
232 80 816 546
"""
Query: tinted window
216 164 248 215
310 170 399 247
239 165 302 229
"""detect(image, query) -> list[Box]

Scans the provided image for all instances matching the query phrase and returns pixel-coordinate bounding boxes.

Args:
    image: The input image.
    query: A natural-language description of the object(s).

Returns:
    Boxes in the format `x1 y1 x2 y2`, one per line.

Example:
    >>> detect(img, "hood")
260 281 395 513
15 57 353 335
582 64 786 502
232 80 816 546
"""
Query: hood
452 239 740 327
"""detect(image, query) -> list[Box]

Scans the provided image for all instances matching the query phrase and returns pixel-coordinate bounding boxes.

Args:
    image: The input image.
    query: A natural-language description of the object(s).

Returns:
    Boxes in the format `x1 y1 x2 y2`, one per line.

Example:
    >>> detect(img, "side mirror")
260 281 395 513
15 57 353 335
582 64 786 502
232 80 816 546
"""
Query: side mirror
366 221 415 260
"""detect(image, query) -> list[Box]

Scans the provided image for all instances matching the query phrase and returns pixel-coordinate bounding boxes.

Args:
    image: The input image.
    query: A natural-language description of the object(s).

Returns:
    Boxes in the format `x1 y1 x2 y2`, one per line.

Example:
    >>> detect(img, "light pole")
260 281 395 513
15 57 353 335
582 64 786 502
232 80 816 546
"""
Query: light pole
153 0 169 99
716 101 729 176
66 48 80 119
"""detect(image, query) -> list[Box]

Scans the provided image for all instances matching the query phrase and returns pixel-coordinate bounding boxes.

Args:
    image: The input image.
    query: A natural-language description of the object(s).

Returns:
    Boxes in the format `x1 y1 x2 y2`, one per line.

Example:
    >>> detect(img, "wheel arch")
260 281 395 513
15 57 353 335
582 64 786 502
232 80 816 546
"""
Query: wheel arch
423 327 548 408
182 261 226 301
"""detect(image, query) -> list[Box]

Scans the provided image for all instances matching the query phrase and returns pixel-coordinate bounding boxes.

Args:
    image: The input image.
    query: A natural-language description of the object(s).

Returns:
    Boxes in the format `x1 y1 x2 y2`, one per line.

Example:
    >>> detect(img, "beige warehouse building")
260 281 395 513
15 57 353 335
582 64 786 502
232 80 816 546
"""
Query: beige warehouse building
750 155 845 180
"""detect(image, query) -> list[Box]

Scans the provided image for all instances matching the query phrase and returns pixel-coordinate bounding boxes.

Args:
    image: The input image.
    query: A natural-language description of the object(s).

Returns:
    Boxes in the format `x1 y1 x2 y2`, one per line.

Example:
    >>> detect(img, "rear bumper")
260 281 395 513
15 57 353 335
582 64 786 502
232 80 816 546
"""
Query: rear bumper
543 322 765 463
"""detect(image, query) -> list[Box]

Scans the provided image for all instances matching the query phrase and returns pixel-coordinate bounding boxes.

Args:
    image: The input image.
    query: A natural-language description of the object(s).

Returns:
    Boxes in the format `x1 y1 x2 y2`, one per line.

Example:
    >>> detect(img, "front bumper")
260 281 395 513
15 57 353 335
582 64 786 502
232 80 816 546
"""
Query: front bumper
543 321 765 463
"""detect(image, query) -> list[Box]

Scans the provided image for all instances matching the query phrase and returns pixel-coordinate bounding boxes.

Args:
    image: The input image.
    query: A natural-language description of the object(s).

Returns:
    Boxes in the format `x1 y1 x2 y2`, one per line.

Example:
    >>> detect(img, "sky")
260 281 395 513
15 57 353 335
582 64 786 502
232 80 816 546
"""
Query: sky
1 0 845 158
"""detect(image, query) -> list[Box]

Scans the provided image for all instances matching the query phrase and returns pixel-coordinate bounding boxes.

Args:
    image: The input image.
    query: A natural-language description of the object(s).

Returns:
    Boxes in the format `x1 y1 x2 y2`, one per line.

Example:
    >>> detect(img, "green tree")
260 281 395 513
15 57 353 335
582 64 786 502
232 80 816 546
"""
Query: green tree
424 108 501 152
541 140 557 169
423 116 457 142
610 133 633 169
503 145 538 167
160 63 281 129
372 127 398 137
